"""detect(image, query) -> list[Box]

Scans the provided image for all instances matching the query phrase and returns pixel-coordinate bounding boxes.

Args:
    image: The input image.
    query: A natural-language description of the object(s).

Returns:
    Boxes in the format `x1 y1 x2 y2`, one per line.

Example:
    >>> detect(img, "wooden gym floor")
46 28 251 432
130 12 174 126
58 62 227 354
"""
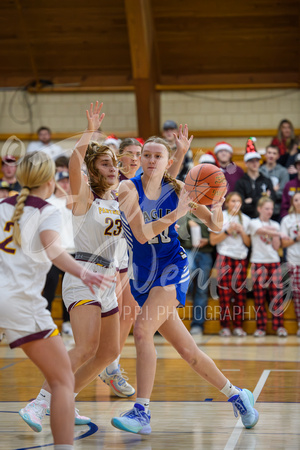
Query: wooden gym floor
0 334 300 450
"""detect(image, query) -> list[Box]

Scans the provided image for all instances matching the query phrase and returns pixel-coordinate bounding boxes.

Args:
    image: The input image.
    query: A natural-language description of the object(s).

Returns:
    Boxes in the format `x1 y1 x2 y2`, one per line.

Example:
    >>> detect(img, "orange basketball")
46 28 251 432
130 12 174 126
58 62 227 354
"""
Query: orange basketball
185 164 227 205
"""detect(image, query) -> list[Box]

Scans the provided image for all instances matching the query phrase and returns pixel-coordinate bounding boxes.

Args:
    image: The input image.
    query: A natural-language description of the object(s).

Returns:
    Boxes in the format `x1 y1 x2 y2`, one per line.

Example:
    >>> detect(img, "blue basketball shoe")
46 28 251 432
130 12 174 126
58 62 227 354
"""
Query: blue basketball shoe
111 403 151 434
228 388 259 429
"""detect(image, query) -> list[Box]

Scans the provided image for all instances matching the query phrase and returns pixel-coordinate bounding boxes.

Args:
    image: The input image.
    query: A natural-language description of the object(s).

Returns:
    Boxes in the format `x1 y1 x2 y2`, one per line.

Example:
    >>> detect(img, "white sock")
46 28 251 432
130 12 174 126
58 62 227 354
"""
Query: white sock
220 380 240 398
106 356 120 374
136 397 150 413
54 446 73 450
37 389 51 406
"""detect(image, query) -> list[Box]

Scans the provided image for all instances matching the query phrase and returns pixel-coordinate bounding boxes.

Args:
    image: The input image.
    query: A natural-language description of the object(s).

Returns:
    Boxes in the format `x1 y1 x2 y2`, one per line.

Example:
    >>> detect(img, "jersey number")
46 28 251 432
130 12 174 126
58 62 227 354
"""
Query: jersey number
148 228 171 244
104 218 122 236
0 222 16 254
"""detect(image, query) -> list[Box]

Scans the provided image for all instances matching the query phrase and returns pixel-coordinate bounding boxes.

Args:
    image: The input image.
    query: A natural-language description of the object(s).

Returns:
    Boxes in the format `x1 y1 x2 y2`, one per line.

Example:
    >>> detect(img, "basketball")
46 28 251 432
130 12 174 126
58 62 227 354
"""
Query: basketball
184 164 227 205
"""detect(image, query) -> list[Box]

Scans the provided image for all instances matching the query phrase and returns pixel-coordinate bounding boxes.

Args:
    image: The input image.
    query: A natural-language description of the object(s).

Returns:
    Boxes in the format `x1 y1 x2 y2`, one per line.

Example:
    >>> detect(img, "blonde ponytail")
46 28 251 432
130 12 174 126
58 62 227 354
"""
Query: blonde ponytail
163 170 182 196
11 187 31 246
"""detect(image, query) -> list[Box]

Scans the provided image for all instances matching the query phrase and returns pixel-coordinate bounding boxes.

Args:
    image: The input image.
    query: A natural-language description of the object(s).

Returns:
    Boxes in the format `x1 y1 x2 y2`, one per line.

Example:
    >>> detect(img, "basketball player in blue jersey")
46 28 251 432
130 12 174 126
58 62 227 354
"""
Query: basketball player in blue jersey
100 132 195 396
111 136 259 434
0 151 113 450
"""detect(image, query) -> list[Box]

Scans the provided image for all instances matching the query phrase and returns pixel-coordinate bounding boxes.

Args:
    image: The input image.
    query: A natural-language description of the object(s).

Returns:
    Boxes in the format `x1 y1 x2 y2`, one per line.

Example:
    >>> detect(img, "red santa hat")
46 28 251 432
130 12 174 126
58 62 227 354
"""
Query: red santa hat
198 151 219 166
135 137 145 146
244 137 261 162
214 141 233 155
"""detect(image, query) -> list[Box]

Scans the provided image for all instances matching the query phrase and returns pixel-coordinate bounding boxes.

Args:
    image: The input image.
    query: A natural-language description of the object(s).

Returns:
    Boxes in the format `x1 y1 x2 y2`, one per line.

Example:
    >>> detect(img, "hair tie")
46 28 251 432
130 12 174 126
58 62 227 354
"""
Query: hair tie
23 186 31 190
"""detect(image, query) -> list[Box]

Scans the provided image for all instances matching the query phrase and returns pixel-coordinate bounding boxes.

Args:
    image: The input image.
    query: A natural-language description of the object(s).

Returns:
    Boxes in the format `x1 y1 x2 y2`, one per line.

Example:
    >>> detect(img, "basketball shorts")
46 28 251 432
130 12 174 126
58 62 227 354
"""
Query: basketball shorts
62 261 119 316
0 291 59 349
130 260 190 308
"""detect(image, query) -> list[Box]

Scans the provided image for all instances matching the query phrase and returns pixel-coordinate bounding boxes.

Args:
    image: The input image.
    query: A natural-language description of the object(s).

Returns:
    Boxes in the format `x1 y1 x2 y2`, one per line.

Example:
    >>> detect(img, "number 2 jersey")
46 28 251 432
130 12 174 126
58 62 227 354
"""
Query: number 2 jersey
120 174 189 306
0 195 61 331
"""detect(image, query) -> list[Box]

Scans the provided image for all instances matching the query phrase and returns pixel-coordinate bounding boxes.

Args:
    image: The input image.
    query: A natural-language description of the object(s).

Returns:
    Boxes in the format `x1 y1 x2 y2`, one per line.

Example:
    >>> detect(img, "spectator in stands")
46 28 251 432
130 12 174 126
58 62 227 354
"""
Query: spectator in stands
43 171 75 336
214 141 244 193
249 197 287 337
104 135 121 154
162 120 194 181
278 137 300 180
271 119 296 157
260 145 289 221
210 192 251 337
281 192 300 337
280 154 300 218
27 126 63 160
176 153 216 336
55 156 70 173
0 155 21 192
235 138 276 218
0 180 11 199
177 213 214 337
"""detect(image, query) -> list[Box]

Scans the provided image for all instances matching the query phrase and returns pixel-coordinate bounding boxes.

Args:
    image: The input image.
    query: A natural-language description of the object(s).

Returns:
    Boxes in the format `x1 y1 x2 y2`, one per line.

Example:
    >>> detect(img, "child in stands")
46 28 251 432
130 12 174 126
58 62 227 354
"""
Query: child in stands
210 192 251 337
249 197 287 337
281 192 300 336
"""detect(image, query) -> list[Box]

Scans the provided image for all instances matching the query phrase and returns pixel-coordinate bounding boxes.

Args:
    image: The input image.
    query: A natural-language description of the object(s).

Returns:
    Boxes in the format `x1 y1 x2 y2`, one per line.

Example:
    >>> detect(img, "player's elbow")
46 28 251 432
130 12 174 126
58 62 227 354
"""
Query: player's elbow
133 230 148 245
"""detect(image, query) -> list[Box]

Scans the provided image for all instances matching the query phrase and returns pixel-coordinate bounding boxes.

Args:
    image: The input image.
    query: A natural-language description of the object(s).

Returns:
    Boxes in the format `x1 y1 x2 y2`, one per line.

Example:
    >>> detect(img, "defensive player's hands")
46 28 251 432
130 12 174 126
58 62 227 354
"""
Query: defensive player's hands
174 124 194 155
86 101 105 132
80 268 115 295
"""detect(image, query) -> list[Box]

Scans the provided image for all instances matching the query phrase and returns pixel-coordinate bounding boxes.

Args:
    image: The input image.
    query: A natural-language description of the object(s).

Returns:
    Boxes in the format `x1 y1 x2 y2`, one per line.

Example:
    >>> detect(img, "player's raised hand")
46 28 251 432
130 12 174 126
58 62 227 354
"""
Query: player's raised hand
80 268 114 295
174 124 193 155
86 101 105 132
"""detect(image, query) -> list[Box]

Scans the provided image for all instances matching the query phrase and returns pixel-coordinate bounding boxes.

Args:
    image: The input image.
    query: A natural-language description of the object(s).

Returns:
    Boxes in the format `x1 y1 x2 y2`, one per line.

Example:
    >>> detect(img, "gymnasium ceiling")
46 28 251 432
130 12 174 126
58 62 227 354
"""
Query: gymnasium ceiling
1 0 299 136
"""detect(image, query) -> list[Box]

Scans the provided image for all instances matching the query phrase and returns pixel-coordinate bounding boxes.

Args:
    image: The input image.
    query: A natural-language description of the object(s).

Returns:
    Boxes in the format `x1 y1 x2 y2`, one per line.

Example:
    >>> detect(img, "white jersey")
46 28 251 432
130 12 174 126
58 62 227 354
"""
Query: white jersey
62 192 123 312
0 195 61 331
280 213 300 266
216 211 251 260
72 192 122 267
249 218 280 264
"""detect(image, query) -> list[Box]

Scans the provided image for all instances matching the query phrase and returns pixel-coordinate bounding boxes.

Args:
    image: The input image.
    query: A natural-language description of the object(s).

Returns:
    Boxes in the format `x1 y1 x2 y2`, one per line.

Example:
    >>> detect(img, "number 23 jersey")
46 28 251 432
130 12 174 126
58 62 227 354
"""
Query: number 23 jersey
72 192 123 267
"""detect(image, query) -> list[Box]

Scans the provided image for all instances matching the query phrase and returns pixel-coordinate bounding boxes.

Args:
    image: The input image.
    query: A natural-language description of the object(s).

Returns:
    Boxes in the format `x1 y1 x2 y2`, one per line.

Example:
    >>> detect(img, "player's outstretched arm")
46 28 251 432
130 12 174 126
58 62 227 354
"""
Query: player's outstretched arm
69 101 105 214
40 230 114 294
168 124 193 178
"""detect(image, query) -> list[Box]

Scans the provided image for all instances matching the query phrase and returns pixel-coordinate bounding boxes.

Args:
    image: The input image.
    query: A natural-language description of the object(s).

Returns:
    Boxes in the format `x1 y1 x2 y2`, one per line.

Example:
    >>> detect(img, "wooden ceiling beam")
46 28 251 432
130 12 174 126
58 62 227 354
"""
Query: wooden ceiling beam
125 0 160 139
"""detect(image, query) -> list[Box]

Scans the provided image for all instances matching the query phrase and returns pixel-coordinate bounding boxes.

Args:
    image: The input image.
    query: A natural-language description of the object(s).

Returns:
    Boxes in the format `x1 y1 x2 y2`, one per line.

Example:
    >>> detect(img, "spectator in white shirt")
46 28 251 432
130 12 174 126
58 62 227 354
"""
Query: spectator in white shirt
27 126 64 160
249 197 287 337
281 192 300 336
210 192 251 337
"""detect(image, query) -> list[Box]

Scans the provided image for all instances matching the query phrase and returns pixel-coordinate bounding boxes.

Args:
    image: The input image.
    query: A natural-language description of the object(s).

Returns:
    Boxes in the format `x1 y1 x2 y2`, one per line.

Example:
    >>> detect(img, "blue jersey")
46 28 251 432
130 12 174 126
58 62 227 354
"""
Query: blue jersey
121 174 189 307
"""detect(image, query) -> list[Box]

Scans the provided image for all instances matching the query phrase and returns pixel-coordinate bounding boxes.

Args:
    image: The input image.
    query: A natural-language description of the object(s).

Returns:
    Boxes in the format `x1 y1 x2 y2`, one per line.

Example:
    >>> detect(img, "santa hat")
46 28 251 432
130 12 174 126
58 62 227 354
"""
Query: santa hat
199 151 218 165
104 134 121 150
244 137 261 162
135 137 145 146
214 141 233 155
